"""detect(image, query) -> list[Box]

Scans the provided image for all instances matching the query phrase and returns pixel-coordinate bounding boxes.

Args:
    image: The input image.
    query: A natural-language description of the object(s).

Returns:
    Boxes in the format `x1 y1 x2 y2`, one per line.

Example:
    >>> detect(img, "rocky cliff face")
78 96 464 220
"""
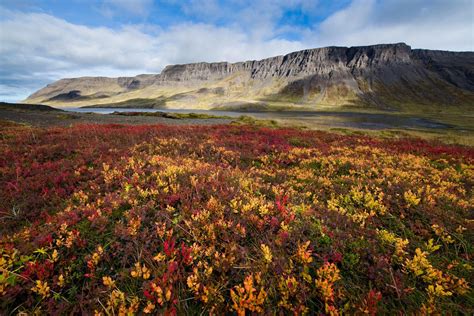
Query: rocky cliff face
25 43 474 110
411 49 474 91
158 44 413 80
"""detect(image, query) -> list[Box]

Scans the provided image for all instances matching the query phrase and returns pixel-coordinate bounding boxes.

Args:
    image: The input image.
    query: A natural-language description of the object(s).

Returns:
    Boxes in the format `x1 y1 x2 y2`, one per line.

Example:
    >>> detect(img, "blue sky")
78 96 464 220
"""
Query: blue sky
0 1 351 32
0 0 473 102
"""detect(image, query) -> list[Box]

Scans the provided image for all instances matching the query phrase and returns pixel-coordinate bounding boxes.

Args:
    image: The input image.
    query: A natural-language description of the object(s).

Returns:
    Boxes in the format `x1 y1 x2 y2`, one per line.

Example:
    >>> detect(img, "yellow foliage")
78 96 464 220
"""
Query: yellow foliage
31 280 50 298
231 274 267 315
102 276 115 288
260 244 273 263
130 262 150 280
425 239 441 253
143 301 155 314
431 224 455 244
404 190 421 207
377 229 409 259
296 241 313 264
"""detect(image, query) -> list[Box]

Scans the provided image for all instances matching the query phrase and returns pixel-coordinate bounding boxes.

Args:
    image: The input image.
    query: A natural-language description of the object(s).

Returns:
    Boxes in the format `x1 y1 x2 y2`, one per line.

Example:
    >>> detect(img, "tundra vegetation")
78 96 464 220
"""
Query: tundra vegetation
0 121 472 314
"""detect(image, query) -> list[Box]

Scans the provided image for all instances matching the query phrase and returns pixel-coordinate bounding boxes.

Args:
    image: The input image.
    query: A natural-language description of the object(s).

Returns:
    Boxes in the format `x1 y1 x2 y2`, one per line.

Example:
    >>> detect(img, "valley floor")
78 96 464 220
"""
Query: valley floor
1 103 473 145
0 106 232 127
0 122 473 314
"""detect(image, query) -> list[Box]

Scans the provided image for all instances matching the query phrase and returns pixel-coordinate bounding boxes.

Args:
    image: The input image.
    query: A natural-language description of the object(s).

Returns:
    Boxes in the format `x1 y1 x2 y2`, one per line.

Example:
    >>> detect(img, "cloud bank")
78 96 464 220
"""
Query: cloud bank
0 0 472 101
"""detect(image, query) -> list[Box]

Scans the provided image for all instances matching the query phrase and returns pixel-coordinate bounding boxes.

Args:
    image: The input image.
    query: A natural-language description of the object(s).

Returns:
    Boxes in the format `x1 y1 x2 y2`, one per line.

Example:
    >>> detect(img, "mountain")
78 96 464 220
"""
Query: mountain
24 43 474 112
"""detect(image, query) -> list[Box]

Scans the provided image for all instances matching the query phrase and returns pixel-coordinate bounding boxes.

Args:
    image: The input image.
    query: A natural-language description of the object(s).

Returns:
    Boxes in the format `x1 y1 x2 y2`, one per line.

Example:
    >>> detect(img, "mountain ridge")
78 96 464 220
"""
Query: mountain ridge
25 43 474 111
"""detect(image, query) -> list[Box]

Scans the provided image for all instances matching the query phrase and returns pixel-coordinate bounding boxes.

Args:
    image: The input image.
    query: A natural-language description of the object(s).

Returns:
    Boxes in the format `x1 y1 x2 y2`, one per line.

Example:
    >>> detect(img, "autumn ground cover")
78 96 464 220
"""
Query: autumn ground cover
0 122 473 315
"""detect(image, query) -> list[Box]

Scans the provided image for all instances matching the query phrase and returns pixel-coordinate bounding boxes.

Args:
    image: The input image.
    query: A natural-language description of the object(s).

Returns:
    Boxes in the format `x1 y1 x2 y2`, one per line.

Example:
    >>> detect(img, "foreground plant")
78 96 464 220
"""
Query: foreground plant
0 122 472 314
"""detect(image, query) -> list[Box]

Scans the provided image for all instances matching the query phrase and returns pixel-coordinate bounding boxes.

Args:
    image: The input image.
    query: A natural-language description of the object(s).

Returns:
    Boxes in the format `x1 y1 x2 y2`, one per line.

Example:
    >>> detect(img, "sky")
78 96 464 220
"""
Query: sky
0 0 473 102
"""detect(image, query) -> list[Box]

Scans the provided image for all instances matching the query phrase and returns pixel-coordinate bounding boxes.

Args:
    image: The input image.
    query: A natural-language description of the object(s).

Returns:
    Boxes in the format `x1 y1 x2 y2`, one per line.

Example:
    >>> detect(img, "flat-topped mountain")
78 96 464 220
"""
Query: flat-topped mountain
24 43 474 111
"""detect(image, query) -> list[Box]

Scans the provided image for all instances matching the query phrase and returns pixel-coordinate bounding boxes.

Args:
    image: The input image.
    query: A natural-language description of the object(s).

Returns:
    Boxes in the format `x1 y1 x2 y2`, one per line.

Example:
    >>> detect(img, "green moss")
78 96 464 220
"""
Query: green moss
231 115 280 128
56 113 80 120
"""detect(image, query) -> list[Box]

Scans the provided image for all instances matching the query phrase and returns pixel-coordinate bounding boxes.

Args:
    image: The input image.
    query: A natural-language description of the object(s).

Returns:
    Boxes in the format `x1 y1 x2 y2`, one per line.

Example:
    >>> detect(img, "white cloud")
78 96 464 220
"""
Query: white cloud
0 8 304 101
314 0 474 51
178 0 320 40
156 23 304 64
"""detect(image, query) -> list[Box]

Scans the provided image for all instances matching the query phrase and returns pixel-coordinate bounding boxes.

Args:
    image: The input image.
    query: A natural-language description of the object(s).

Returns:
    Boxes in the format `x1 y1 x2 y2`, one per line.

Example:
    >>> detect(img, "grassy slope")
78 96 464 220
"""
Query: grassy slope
0 102 63 112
